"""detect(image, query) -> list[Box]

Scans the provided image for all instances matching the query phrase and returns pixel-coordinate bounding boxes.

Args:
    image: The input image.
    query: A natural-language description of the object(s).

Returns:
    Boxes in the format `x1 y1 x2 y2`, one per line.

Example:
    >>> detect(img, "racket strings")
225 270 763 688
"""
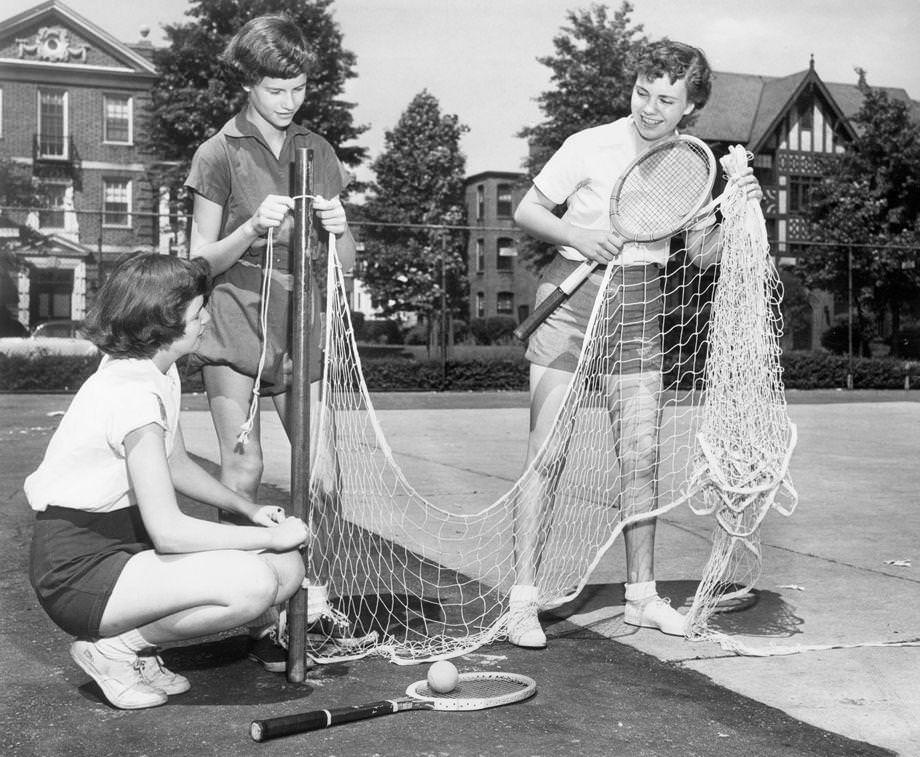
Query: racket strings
415 678 530 701
615 142 715 238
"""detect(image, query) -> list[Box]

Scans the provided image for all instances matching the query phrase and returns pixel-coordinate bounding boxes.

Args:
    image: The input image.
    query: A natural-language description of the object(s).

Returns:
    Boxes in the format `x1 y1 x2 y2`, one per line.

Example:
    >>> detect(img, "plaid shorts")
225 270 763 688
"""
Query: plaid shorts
525 255 664 375
189 259 323 394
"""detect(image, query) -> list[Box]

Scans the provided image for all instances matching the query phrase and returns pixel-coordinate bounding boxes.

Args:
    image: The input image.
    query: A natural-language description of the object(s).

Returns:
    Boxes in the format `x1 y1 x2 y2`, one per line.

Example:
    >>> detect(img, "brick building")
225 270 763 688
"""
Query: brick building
463 171 533 324
0 0 163 330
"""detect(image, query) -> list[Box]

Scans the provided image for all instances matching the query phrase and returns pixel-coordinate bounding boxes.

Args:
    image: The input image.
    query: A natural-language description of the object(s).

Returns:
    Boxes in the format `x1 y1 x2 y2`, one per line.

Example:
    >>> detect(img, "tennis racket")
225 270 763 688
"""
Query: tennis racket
513 134 722 342
249 671 536 742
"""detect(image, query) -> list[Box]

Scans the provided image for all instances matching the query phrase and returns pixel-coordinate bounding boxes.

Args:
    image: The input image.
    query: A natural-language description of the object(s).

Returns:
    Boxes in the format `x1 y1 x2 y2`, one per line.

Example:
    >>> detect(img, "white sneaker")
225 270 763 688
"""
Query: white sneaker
69 640 168 710
624 595 687 636
276 604 377 656
507 585 547 649
135 653 191 695
308 605 380 654
306 604 354 643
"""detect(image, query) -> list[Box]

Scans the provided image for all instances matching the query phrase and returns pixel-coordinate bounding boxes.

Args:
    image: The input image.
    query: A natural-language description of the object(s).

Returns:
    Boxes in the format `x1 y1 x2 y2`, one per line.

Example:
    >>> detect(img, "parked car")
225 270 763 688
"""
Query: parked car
0 319 99 358
30 319 86 339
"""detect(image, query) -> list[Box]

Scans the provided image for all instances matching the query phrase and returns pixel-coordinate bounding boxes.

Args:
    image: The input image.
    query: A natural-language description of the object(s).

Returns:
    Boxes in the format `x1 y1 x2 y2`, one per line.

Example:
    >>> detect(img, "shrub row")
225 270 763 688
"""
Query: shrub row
780 350 916 390
0 353 100 392
362 358 529 391
2 350 917 393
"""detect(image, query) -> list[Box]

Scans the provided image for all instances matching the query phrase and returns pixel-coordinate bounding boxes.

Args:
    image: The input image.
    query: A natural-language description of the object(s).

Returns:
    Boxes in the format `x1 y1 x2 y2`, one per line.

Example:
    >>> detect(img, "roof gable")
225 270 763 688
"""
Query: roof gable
686 71 771 143
688 64 916 151
0 0 156 76
746 70 812 148
825 81 917 118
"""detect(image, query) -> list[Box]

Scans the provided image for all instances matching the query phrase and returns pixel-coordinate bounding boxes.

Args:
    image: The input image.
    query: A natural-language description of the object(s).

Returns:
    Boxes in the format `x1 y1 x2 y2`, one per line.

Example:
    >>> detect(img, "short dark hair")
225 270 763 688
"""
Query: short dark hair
636 40 712 115
83 254 211 359
221 14 312 85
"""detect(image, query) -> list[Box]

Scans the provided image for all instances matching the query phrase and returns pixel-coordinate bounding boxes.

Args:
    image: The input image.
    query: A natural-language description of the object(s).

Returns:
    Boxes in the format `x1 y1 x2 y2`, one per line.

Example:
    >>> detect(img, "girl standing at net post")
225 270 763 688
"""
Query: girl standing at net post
507 41 763 648
185 14 356 670
26 254 309 710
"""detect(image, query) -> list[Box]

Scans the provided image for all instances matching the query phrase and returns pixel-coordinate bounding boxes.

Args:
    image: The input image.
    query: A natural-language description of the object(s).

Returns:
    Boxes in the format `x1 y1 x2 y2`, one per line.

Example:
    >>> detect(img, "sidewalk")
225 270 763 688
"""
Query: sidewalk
2 391 917 756
181 391 920 755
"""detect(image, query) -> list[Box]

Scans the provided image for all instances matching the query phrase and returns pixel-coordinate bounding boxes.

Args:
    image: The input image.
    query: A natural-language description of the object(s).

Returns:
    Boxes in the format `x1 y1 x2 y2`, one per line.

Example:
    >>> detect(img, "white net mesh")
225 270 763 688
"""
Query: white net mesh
682 158 798 638
295 161 797 664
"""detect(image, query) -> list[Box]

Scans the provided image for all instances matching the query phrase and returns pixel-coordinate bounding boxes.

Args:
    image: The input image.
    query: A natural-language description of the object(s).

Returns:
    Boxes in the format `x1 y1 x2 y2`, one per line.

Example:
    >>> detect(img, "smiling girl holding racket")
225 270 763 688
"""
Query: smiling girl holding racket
507 40 763 648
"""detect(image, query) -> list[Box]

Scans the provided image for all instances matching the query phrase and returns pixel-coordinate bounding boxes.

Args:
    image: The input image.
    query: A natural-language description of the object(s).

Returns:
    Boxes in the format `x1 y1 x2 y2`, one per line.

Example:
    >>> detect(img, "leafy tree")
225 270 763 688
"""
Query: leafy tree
359 90 468 323
0 159 40 323
145 0 367 187
0 158 38 208
519 2 646 175
800 87 920 353
516 2 647 267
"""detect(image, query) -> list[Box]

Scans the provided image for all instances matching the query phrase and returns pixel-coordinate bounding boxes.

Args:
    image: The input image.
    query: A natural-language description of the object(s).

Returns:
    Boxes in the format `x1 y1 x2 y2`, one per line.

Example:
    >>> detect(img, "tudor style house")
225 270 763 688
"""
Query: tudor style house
0 0 164 331
465 60 919 351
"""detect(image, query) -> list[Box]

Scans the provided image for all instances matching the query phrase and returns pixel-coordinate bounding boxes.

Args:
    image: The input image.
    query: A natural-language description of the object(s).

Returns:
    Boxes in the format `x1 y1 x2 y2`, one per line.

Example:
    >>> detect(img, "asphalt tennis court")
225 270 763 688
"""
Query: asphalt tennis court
1 390 917 756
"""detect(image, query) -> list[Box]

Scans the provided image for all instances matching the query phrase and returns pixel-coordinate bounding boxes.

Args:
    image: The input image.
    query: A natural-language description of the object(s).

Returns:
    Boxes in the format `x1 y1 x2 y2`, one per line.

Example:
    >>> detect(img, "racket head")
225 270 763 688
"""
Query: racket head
406 671 536 711
610 134 716 242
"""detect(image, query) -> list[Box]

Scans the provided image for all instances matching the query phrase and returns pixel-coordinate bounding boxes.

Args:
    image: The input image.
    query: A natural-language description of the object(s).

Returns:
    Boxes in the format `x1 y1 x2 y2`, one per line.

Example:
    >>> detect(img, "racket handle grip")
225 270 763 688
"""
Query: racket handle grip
251 700 397 741
513 261 596 341
514 289 565 341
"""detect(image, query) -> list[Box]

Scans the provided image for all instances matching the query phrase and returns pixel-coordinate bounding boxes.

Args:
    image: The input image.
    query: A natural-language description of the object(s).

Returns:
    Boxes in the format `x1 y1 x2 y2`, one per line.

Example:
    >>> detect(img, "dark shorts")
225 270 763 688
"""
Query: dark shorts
189 257 323 395
525 255 664 375
30 506 152 639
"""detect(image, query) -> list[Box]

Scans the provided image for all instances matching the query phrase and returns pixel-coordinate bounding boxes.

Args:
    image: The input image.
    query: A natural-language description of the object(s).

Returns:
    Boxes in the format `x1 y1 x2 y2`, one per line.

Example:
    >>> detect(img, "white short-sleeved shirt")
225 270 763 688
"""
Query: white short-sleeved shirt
24 357 181 513
534 116 673 265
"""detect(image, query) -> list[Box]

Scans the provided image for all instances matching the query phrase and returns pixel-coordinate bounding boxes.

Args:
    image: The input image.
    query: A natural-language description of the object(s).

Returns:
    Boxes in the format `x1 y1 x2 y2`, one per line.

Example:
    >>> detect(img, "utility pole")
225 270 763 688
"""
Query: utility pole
440 232 448 384
847 245 853 390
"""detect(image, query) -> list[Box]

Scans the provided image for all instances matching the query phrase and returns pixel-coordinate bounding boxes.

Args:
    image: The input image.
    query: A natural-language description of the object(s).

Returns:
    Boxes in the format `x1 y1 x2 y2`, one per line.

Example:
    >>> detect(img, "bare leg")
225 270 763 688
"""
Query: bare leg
609 371 685 635
201 364 303 665
508 364 573 648
609 371 661 585
99 549 306 643
202 364 264 505
513 363 573 584
271 380 333 588
203 365 326 586
66 549 304 710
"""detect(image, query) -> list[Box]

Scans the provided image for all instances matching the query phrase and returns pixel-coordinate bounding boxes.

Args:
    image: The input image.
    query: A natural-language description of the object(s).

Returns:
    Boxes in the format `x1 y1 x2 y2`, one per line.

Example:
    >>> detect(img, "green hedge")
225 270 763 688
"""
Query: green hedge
362 358 528 391
2 350 917 393
780 351 915 390
0 354 207 393
0 353 101 392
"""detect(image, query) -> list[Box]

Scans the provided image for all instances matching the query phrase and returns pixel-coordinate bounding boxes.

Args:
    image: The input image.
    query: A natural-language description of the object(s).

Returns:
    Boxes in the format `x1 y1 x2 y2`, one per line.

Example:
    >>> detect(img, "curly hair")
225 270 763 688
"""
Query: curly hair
221 14 313 85
636 40 712 113
83 254 211 359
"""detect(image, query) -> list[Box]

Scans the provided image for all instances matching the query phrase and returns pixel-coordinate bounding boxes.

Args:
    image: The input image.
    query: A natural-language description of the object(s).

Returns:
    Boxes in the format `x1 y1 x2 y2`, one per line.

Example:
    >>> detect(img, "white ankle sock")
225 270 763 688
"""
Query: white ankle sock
305 583 329 619
624 580 657 603
95 628 152 658
509 584 539 606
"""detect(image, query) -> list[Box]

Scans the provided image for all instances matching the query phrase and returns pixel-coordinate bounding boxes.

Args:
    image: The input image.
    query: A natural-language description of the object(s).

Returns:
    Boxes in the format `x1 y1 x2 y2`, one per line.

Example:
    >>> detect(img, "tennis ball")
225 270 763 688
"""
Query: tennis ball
427 660 459 693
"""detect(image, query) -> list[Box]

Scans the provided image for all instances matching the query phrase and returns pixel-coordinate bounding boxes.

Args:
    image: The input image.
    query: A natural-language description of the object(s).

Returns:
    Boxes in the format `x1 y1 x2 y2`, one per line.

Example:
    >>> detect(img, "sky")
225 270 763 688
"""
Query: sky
7 0 920 182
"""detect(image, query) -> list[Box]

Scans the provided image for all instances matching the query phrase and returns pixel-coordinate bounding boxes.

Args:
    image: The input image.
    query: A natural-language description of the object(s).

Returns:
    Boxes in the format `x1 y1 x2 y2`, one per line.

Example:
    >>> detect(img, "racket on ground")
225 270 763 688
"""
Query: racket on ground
250 671 536 742
513 134 720 341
